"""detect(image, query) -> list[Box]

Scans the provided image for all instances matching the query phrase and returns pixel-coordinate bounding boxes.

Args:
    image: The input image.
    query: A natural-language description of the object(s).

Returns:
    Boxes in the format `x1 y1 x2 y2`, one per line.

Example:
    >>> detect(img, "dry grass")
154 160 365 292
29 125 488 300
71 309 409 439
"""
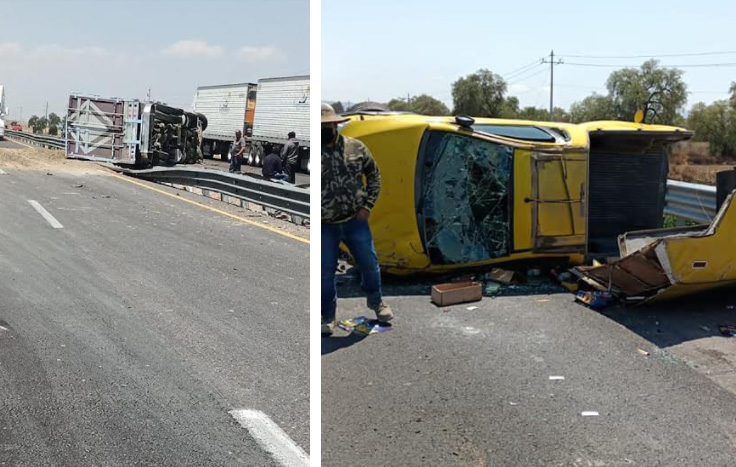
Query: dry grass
0 146 101 174
669 164 735 185
668 141 735 184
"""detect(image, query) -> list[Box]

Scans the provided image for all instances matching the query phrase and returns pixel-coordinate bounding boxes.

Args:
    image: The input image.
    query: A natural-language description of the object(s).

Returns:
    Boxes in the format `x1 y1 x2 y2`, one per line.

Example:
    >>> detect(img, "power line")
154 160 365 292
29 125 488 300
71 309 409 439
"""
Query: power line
502 59 543 79
561 50 736 59
507 67 547 86
564 61 736 68
541 50 563 121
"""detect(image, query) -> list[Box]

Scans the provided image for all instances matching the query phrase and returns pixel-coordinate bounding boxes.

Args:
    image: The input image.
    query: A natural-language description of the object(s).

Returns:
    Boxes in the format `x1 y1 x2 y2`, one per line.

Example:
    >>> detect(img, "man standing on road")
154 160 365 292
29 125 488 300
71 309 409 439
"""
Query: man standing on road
229 130 246 173
281 131 299 184
321 103 393 336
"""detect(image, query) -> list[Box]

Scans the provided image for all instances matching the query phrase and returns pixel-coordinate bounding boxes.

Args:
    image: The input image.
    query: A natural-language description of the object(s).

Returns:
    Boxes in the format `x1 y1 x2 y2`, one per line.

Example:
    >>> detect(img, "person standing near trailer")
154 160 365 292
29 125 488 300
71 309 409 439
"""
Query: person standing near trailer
229 130 246 173
281 131 299 184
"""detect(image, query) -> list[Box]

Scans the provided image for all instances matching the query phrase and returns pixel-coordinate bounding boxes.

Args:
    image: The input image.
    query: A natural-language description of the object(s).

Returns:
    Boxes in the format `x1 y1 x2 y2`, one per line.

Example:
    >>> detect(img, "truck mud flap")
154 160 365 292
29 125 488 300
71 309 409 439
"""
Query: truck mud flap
575 189 736 302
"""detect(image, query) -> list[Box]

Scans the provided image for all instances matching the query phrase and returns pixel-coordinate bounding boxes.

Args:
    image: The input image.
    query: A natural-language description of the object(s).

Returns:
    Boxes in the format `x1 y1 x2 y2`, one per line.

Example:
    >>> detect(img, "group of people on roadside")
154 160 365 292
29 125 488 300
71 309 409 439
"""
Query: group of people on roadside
228 130 300 184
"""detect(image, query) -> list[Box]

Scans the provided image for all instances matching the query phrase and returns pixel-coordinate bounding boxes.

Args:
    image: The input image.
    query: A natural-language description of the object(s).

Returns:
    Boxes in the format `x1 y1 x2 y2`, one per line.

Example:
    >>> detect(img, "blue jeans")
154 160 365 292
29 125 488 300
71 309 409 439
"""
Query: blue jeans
322 218 383 322
229 155 241 172
271 172 289 181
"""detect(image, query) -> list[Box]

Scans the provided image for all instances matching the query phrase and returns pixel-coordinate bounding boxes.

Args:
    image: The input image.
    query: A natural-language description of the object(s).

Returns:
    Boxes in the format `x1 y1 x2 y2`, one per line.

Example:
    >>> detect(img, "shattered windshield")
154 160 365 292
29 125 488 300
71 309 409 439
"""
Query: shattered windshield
420 131 513 264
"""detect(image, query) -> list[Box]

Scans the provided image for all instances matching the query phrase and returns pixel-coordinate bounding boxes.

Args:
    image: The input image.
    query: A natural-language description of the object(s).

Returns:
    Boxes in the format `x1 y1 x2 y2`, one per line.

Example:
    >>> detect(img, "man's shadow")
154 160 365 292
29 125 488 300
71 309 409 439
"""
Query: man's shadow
321 330 368 355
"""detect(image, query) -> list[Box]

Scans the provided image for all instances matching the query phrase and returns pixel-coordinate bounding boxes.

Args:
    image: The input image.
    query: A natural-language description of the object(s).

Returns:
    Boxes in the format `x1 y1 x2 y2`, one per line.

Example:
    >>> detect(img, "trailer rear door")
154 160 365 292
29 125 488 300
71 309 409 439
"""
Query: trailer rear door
66 95 138 164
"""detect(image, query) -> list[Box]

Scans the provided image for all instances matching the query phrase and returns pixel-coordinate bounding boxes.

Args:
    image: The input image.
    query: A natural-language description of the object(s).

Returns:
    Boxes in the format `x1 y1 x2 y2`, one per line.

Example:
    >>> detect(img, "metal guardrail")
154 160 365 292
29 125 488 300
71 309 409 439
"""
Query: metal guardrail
664 179 717 223
5 130 309 219
5 129 65 149
0 130 715 224
111 166 310 219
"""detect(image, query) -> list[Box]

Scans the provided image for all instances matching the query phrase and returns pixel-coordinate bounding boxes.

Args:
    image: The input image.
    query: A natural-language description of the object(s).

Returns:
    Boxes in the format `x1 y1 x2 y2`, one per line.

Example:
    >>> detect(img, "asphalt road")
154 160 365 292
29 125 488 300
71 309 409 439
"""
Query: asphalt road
322 280 736 466
0 138 25 149
0 166 309 466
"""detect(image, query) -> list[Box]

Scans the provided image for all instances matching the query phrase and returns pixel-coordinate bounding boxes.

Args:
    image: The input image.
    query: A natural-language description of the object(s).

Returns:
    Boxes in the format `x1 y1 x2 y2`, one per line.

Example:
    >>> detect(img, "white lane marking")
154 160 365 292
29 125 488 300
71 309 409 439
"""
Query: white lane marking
581 411 599 417
0 169 7 175
228 409 309 467
27 200 64 229
549 376 565 381
0 325 8 332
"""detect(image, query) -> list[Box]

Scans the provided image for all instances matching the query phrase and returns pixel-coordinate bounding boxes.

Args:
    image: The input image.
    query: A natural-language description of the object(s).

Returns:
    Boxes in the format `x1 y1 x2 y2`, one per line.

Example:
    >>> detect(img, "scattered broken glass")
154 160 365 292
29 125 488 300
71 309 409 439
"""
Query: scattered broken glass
421 132 513 264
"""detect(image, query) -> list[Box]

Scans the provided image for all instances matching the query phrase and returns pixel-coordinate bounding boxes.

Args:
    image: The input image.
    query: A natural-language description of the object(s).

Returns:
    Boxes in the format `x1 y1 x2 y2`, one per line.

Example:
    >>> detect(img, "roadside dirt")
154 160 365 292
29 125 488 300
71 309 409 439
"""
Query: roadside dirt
0 146 103 174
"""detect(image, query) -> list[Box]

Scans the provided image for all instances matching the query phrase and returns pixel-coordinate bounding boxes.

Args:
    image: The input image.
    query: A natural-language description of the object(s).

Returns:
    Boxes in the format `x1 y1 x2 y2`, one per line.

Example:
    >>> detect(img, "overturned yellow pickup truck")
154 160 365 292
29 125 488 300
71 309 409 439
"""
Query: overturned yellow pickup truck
339 112 736 301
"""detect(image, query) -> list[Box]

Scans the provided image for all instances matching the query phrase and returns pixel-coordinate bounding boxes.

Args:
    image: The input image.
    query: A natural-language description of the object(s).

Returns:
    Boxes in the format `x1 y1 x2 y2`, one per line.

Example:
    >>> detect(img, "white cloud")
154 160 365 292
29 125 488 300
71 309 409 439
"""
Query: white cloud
0 42 23 57
237 45 283 62
161 40 224 57
0 42 109 59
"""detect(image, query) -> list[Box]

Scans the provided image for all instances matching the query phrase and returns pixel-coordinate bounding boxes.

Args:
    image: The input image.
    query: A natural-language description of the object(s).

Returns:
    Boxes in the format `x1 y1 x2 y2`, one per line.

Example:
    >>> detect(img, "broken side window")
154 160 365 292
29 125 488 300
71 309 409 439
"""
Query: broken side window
420 131 513 264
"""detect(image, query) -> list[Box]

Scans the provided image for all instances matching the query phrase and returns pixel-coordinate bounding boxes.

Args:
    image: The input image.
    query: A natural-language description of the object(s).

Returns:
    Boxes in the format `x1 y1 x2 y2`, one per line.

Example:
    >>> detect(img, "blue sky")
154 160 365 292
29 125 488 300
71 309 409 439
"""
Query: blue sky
0 0 309 120
323 0 736 113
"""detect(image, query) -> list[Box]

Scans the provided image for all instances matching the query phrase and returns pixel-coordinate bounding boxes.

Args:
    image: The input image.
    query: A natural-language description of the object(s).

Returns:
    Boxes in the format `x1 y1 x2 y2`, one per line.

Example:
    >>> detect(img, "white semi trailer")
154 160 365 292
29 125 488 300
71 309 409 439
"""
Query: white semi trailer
192 75 310 172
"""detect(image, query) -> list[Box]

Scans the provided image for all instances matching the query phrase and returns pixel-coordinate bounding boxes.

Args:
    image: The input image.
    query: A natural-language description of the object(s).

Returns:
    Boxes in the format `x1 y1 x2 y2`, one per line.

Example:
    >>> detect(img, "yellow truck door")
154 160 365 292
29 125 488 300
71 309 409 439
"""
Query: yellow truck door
529 149 588 253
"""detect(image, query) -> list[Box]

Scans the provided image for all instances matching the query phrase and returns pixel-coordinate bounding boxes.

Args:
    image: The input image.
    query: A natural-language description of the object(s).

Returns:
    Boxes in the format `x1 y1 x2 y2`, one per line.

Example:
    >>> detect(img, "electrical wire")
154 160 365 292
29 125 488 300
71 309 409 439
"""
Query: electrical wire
507 66 547 85
564 61 736 68
502 59 543 79
560 50 736 59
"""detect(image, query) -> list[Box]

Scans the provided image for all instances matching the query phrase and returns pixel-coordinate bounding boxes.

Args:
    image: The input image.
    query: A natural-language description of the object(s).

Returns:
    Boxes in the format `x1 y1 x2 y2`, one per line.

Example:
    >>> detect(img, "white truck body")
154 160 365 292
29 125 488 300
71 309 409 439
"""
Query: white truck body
193 82 257 143
251 75 310 145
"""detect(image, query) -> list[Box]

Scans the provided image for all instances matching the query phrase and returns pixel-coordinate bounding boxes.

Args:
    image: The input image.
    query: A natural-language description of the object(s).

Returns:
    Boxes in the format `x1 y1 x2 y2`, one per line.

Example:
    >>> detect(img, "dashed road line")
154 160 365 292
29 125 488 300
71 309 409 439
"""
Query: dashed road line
228 409 309 467
28 200 64 229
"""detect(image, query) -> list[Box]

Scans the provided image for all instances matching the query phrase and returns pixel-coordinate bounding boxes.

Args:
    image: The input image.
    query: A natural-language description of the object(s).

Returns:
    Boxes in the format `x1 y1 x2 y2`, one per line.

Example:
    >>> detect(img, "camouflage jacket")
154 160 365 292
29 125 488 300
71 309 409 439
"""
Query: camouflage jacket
322 134 381 223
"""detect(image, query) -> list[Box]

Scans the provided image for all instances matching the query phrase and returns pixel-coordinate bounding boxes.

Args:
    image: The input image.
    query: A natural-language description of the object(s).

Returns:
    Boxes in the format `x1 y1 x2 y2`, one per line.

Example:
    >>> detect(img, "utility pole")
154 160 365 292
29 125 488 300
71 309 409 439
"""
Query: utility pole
147 87 151 101
44 101 48 120
541 50 563 121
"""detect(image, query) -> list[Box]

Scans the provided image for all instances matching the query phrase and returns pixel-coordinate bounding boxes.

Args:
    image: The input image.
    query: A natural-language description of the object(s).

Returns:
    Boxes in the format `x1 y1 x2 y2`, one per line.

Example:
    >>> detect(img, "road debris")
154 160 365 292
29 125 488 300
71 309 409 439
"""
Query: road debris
466 306 479 311
431 281 482 306
338 316 392 335
575 291 612 309
483 281 502 296
483 267 522 285
718 325 736 337
637 348 650 356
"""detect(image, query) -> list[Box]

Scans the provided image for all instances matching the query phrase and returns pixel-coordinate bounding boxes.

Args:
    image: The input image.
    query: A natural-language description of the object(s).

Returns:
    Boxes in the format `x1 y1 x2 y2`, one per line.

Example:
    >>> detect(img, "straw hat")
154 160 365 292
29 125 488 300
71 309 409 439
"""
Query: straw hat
321 102 349 123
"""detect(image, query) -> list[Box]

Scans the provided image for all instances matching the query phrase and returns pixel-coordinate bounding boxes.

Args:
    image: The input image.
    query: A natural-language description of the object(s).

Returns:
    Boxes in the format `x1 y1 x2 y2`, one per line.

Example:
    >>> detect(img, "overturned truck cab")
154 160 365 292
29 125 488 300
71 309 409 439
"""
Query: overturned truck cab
341 112 736 301
66 94 208 167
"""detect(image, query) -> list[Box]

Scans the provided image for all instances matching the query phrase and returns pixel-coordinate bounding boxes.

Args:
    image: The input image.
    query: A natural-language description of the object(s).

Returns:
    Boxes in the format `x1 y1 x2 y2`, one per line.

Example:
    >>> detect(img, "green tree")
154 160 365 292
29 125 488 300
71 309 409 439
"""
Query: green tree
516 106 571 122
451 69 508 117
686 100 736 159
408 94 450 116
48 113 61 136
331 101 345 114
386 98 410 112
570 94 616 123
28 115 39 133
499 96 520 118
28 115 49 134
606 59 688 124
